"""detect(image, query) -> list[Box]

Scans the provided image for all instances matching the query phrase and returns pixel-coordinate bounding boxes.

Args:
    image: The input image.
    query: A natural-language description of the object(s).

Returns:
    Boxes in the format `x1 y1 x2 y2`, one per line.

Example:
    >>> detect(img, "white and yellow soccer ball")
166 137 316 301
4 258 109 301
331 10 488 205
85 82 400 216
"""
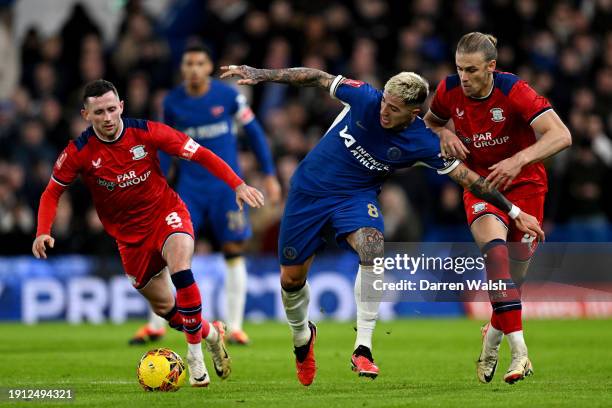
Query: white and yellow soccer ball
137 348 186 392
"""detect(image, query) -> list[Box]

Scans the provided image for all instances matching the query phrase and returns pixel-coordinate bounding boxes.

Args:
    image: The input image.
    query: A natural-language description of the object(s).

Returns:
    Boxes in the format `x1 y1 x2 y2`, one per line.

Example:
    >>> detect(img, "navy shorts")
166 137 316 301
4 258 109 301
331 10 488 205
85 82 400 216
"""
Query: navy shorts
179 184 252 244
279 189 384 265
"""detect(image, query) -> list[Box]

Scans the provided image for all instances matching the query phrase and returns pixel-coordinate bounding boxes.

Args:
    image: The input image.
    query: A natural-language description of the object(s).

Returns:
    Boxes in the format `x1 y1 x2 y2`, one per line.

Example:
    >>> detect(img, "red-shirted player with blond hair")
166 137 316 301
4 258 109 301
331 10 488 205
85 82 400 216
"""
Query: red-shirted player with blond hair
425 32 572 384
32 79 264 387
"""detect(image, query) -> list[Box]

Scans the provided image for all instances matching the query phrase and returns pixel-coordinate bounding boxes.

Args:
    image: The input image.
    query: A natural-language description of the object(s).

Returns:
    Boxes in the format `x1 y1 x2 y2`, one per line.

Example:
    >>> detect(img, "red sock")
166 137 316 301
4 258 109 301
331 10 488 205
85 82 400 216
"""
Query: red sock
483 239 522 334
171 269 203 344
490 311 502 331
495 309 522 334
161 303 184 332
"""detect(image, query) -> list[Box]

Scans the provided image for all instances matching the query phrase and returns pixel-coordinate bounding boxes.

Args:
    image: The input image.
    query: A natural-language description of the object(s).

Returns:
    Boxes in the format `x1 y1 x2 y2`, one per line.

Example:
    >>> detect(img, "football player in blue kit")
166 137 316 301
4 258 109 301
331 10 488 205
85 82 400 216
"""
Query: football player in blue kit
220 64 544 385
130 44 281 346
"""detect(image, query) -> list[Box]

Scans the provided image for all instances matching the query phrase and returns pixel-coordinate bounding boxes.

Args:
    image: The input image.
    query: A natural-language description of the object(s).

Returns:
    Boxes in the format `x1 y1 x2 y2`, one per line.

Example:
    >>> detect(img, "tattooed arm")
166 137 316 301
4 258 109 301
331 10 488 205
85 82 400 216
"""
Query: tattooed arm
220 65 335 90
447 162 545 240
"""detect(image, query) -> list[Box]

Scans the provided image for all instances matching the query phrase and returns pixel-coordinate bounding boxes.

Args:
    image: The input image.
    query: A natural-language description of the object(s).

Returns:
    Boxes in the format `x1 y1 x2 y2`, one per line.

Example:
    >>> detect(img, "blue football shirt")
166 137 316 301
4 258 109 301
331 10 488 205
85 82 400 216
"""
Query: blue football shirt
162 79 274 193
290 76 460 196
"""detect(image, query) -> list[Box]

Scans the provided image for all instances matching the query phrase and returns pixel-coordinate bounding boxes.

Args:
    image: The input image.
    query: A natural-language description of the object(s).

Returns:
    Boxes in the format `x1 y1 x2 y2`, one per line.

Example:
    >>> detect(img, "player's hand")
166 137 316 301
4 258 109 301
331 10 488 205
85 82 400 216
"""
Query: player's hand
235 183 265 210
32 234 55 259
514 212 545 242
220 65 264 85
263 175 282 205
439 129 470 160
486 154 524 190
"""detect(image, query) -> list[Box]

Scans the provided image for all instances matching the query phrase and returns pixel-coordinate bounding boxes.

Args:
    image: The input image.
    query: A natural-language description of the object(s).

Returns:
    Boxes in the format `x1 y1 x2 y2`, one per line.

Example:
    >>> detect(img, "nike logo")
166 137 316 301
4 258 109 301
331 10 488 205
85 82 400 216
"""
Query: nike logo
194 374 208 382
356 120 368 130
484 360 497 383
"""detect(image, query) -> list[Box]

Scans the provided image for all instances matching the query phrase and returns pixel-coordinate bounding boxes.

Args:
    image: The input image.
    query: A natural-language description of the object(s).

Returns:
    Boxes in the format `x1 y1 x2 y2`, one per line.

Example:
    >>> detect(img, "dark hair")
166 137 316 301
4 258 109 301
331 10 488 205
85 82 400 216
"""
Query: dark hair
82 79 119 104
183 42 213 59
456 32 498 61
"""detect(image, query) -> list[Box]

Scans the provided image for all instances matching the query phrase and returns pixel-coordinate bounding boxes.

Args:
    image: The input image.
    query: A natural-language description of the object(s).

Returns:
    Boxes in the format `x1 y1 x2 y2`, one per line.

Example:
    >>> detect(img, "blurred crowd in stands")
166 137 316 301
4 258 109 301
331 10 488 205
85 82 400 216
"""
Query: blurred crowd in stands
0 0 611 255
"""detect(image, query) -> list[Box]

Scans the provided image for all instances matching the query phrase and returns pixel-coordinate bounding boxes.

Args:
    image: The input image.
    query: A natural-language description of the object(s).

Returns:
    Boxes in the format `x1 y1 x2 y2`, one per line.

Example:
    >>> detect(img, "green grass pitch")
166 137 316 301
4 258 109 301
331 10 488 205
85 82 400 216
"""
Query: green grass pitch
1 319 611 407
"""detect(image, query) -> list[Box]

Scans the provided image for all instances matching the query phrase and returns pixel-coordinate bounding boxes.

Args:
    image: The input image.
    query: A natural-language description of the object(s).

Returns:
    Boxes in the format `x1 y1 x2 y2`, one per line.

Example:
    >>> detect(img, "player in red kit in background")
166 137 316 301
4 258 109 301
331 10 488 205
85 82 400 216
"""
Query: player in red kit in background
425 32 571 384
32 79 265 387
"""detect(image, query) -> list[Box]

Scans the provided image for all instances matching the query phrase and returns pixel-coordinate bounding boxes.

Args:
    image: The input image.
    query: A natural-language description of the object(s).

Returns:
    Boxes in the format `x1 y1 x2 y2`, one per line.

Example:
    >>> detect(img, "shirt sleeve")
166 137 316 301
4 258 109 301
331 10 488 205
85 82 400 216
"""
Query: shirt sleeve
415 153 461 175
38 144 77 236
508 80 552 125
233 93 276 175
330 76 379 107
410 129 461 174
147 121 243 189
429 79 452 122
51 143 81 186
36 178 67 236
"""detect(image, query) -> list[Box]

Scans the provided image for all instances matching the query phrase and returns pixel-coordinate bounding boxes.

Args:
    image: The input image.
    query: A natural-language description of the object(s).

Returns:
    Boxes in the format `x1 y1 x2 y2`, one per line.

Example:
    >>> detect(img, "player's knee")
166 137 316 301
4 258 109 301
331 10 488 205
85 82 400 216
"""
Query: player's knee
163 234 194 273
353 227 384 266
280 265 307 291
222 241 245 258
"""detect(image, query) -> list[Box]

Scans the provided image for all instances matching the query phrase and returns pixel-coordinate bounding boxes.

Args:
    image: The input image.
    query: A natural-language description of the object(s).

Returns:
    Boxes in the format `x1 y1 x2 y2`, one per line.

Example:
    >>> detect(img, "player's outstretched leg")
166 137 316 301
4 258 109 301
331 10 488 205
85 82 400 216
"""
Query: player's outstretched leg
351 264 380 379
224 254 250 345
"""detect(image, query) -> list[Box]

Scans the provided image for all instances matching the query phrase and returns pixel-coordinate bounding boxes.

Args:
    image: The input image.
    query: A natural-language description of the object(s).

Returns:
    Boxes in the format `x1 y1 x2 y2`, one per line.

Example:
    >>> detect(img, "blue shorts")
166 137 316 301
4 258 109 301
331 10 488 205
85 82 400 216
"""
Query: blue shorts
178 184 252 244
279 189 384 265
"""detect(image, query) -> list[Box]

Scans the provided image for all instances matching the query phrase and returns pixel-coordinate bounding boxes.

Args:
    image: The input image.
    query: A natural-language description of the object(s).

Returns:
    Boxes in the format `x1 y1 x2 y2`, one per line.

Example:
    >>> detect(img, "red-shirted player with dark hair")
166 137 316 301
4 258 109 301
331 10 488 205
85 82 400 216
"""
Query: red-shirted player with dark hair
425 33 571 384
32 79 265 387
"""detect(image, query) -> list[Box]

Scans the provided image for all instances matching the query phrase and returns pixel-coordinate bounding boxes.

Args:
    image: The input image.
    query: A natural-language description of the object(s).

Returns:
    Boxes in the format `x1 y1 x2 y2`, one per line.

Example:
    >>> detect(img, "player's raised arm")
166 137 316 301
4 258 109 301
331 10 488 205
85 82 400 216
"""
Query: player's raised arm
447 162 545 241
148 121 265 209
220 65 335 90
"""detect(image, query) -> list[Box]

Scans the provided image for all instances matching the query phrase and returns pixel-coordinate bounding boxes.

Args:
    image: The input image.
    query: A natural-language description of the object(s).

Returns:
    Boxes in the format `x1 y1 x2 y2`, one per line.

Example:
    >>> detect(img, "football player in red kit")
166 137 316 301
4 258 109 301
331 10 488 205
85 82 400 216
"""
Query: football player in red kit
425 33 571 384
32 79 264 387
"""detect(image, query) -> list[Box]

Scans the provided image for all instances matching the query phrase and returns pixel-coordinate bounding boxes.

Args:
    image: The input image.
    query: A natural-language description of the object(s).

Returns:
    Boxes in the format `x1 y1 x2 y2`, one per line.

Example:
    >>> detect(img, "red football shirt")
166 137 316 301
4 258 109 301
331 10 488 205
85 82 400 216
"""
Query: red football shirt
49 118 242 244
430 71 552 197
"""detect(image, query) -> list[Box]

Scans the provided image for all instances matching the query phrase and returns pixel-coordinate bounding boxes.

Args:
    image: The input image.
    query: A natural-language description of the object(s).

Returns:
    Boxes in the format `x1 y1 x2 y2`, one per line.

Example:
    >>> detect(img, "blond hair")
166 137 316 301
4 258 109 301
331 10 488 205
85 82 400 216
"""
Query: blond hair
383 72 429 106
456 32 498 61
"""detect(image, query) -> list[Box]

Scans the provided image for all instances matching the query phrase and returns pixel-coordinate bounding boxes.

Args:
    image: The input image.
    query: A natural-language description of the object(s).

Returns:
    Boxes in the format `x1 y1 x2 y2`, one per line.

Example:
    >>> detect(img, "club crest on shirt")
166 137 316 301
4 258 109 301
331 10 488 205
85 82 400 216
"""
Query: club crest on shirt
130 145 147 160
211 105 224 117
472 202 487 214
490 108 505 122
387 147 401 160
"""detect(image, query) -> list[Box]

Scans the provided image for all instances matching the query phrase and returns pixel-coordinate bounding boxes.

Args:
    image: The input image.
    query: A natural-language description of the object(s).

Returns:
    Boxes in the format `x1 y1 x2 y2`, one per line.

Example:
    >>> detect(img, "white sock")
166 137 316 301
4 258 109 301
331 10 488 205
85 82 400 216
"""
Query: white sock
507 330 528 356
150 269 172 330
204 323 219 344
485 323 504 350
281 282 311 347
224 256 247 333
187 342 202 355
354 264 380 351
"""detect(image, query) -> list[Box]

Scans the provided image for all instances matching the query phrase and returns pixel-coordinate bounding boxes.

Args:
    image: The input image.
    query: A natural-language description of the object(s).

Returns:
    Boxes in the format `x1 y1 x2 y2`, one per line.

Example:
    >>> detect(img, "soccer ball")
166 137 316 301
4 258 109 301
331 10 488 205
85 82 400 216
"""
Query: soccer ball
137 348 186 392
